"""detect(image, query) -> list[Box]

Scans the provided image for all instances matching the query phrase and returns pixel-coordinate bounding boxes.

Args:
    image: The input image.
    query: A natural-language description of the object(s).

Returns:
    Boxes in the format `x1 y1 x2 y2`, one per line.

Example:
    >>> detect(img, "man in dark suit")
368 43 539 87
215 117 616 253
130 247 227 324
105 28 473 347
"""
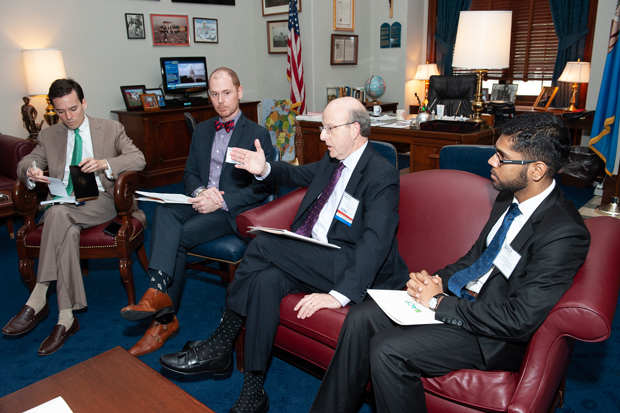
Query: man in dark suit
159 97 409 413
2 78 146 355
309 113 591 413
120 68 273 357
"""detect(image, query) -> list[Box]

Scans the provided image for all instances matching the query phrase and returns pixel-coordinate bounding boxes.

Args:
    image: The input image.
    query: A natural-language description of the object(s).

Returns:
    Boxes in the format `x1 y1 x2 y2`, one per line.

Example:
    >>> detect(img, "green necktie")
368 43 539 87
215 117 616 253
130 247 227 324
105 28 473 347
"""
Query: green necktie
66 129 83 196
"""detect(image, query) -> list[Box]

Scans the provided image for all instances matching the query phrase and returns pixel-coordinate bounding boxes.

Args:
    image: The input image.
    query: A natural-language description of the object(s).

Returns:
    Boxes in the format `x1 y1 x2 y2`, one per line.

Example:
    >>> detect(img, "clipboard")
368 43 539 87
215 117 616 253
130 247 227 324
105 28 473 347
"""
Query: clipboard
69 165 99 202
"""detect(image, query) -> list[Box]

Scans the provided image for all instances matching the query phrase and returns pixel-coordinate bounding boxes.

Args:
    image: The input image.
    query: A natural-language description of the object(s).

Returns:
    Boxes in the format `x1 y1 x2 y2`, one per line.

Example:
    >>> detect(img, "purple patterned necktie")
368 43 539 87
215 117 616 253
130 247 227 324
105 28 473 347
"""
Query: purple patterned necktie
295 162 345 237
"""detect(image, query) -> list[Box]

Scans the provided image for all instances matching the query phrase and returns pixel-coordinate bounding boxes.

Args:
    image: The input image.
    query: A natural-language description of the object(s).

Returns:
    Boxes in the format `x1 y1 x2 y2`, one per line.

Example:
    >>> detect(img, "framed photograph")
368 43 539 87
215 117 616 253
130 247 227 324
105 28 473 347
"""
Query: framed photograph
267 20 288 54
150 14 190 46
490 84 518 103
262 0 301 16
140 94 160 111
334 0 355 31
172 0 234 3
145 88 166 108
533 86 559 111
330 34 358 65
125 13 146 39
193 18 218 43
120 85 146 111
327 87 338 103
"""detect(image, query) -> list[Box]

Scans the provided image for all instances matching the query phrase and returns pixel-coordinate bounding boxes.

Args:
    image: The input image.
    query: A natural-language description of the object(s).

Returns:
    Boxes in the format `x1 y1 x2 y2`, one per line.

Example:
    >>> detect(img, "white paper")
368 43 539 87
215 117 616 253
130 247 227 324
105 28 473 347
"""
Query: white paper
47 177 69 198
23 396 73 413
375 122 410 129
248 226 340 249
296 114 323 121
40 196 77 206
136 191 191 204
368 290 442 325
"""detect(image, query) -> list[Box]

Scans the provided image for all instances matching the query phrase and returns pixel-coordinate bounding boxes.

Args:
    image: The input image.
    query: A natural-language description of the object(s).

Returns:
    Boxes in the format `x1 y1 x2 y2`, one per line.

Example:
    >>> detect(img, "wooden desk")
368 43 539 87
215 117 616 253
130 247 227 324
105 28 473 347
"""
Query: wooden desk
295 119 499 173
514 106 594 145
364 101 398 113
112 101 260 188
0 347 215 413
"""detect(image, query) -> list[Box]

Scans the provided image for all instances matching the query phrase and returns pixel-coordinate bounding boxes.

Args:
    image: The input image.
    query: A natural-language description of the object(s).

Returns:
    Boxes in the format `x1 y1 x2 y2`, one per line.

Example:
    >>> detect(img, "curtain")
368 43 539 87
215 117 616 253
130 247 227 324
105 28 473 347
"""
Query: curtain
549 0 590 108
434 0 473 75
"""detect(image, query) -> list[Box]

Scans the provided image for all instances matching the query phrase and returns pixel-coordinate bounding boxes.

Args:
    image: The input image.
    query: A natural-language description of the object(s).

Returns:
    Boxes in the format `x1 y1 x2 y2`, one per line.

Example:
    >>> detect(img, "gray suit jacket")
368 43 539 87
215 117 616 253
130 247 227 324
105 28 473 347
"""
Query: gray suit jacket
17 115 147 225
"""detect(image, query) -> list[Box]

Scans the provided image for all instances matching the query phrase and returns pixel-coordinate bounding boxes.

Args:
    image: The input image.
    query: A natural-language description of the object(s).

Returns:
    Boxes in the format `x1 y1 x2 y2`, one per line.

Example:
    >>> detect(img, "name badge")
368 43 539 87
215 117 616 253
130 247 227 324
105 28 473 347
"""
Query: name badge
225 147 242 165
335 192 359 227
493 244 522 279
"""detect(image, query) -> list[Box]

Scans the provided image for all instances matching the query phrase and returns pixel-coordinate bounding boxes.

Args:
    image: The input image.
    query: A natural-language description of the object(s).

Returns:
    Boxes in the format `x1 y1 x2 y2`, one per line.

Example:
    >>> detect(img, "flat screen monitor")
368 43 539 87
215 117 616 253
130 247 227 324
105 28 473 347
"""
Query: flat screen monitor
160 56 208 97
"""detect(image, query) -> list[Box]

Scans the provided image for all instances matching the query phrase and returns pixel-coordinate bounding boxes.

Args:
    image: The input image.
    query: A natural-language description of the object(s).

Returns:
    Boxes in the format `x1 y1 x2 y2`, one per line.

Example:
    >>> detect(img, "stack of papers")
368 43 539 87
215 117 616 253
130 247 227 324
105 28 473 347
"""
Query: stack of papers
136 191 191 204
41 177 78 206
367 290 442 325
248 226 340 249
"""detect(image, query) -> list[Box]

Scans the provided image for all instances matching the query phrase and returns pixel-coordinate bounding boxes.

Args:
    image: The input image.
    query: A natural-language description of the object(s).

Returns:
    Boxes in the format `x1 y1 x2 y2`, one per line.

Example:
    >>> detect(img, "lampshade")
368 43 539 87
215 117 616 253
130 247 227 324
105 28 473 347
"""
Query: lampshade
22 49 67 96
558 61 590 84
452 11 512 69
414 63 440 80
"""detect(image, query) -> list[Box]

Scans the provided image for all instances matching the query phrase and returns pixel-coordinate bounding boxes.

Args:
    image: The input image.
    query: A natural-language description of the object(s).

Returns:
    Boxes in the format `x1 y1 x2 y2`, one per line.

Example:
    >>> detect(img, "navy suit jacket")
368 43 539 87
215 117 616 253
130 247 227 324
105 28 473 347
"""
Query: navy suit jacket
436 186 591 371
183 112 273 232
267 143 409 303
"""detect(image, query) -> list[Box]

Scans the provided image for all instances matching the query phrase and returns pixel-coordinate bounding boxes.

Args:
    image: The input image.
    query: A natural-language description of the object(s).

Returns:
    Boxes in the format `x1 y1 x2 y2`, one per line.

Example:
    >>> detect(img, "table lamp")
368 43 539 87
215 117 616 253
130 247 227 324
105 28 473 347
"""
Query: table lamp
413 63 440 107
558 59 590 112
452 11 512 123
22 49 67 141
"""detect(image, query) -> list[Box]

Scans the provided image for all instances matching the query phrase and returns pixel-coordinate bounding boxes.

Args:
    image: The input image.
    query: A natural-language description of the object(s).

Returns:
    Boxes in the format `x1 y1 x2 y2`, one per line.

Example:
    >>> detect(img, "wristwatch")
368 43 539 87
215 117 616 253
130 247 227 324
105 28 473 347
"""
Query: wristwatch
429 293 448 312
194 187 207 197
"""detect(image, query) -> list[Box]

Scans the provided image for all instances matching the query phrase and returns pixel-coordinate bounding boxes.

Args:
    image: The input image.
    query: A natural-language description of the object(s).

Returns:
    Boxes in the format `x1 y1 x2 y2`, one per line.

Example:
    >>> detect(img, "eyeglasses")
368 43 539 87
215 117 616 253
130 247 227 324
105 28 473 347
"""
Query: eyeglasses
319 122 355 134
495 152 541 166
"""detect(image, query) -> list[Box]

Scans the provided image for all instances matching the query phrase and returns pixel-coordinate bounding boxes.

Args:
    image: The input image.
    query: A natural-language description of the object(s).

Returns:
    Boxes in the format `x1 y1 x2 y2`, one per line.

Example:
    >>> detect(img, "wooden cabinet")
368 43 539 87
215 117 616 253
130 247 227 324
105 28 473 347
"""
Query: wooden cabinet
112 101 259 188
295 120 498 173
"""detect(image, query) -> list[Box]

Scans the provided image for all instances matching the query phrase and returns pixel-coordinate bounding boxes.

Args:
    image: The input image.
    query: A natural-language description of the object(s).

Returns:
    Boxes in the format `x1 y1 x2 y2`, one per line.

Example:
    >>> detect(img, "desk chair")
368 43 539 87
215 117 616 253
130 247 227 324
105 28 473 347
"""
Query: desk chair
369 140 398 170
427 75 477 117
184 112 197 137
13 172 147 306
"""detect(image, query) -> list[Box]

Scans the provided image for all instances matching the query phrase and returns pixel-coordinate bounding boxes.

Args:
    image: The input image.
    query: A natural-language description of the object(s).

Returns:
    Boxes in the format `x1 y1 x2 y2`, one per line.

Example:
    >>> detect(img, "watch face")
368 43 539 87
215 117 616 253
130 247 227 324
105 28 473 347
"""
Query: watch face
429 297 437 310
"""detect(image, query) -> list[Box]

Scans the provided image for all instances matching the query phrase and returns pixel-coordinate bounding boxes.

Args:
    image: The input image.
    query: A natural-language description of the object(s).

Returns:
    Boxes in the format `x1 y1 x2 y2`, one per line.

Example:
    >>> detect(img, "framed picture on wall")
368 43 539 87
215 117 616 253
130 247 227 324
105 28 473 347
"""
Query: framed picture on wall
533 86 558 111
267 20 288 54
125 13 146 39
150 14 190 46
262 0 301 16
145 88 166 108
330 34 358 65
120 85 146 110
193 18 218 43
334 0 355 31
140 94 160 111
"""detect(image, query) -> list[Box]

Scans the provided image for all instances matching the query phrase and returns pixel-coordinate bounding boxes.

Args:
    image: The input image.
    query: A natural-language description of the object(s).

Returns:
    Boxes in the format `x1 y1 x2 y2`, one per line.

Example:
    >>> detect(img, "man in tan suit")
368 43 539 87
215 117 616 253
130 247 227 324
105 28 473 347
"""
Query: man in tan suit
2 78 146 355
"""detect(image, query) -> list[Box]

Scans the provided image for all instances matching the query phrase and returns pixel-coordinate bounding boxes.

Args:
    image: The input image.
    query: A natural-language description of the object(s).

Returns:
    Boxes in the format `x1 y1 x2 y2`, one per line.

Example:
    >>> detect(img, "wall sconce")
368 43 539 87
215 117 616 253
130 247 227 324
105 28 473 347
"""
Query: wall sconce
453 11 512 123
558 59 590 112
21 48 66 142
413 63 439 107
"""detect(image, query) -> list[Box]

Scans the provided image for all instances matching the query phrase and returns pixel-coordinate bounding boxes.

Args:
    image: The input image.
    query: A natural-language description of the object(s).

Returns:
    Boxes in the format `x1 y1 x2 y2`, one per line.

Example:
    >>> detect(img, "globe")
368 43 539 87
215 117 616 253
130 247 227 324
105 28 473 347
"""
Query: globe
365 75 386 102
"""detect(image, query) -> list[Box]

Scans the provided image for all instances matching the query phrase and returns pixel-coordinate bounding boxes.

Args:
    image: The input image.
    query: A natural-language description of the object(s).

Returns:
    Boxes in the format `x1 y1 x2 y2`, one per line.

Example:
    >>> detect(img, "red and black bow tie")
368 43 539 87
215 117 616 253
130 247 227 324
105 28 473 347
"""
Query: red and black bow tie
215 120 234 133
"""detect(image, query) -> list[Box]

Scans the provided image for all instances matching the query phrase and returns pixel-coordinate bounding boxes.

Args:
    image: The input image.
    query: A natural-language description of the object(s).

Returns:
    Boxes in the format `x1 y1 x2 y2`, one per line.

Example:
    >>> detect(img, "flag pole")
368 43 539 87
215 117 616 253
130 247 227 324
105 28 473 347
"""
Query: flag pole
595 172 620 216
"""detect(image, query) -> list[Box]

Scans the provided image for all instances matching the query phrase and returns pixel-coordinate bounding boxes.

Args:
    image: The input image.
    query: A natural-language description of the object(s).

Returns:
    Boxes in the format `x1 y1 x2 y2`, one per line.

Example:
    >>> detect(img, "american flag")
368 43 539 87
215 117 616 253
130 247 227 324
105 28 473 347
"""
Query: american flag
287 0 306 115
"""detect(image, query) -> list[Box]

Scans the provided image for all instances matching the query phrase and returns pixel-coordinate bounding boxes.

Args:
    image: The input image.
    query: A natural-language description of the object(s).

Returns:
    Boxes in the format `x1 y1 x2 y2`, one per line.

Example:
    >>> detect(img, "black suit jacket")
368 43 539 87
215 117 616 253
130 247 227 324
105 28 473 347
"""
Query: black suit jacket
183 113 273 232
436 186 591 371
267 143 409 303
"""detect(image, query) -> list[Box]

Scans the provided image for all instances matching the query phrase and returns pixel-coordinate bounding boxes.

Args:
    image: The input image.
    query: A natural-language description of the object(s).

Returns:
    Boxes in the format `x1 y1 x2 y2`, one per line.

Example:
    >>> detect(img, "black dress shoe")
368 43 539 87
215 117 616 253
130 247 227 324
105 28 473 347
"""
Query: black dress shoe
38 318 80 356
182 340 207 352
2 303 49 336
159 347 233 378
229 389 269 413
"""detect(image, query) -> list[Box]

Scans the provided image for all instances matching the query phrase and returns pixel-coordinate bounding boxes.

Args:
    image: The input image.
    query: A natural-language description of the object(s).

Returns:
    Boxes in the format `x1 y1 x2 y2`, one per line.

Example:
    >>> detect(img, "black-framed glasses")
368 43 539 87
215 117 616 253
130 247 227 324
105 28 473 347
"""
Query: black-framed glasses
319 122 355 134
495 152 541 166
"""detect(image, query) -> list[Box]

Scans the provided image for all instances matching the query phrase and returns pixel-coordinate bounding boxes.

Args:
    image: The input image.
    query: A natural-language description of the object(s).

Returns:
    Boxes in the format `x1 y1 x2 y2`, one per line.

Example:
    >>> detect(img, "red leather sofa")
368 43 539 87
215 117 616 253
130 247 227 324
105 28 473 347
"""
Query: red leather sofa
235 169 620 412
0 133 35 192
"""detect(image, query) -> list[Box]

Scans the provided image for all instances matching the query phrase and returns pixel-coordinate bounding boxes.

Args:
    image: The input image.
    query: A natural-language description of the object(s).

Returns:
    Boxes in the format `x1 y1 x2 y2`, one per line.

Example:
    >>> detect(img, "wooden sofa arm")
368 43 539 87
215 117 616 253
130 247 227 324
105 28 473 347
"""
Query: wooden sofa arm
236 188 307 237
114 171 139 213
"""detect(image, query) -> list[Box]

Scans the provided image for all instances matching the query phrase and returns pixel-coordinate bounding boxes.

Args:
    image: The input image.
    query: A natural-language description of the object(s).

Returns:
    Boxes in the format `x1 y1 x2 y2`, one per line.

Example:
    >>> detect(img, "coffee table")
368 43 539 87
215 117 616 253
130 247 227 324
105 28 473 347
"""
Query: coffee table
0 347 215 413
0 188 17 239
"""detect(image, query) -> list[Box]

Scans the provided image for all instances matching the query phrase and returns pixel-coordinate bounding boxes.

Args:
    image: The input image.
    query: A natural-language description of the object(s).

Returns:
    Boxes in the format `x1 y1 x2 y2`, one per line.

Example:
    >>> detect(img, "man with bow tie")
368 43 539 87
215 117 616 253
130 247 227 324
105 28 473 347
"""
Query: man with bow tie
120 67 272 357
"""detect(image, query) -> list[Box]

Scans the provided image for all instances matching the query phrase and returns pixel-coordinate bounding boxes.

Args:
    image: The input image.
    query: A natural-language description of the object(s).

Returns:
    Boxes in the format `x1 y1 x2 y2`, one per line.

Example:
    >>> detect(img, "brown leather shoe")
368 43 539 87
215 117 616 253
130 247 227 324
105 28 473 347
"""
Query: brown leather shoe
120 289 173 322
38 318 80 356
128 316 179 357
2 303 49 336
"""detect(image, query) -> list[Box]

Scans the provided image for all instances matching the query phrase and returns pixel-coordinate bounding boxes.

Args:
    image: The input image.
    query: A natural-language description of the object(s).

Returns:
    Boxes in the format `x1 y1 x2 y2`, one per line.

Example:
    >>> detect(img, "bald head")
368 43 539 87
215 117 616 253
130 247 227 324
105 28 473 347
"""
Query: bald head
325 97 371 138
321 97 370 160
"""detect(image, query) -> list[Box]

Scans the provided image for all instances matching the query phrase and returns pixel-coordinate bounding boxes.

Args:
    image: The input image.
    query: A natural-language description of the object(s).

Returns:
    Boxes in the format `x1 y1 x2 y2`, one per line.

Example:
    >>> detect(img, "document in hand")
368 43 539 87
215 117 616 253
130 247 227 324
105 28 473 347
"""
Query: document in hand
135 191 191 204
367 290 442 326
248 226 341 249
40 171 98 206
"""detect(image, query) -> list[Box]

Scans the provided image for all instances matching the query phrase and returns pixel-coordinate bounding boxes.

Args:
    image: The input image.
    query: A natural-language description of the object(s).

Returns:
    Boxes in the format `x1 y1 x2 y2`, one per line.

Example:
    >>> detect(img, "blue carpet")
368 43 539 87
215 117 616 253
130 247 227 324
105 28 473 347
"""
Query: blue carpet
0 182 616 413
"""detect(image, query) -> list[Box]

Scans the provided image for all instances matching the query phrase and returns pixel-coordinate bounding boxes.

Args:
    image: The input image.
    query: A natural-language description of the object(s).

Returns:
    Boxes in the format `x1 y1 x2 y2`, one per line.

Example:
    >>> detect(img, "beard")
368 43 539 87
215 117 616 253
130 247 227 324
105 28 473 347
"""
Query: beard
492 165 528 193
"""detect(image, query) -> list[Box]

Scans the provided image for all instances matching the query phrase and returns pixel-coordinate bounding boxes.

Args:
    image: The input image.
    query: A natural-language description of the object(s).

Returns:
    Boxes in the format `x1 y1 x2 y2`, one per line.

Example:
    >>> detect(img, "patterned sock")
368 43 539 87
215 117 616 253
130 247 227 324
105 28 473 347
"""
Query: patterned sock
25 282 50 313
230 371 265 413
148 268 171 293
195 306 243 360
58 308 74 330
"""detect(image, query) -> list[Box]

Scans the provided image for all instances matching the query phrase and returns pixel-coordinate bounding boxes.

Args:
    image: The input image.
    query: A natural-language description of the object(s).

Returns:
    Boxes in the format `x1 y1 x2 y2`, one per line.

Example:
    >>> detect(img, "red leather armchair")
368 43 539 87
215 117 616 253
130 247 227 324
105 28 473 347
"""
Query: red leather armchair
235 169 620 412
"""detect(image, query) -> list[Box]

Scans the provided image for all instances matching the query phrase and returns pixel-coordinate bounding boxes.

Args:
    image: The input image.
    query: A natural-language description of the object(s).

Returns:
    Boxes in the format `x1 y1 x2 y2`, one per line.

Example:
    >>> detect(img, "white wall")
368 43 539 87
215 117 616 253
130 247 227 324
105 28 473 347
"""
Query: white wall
586 0 617 110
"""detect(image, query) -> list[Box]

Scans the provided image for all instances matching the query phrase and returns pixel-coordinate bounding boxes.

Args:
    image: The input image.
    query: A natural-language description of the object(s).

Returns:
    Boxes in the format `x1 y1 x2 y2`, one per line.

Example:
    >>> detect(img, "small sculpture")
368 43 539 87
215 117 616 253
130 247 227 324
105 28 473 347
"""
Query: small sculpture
21 96 44 142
